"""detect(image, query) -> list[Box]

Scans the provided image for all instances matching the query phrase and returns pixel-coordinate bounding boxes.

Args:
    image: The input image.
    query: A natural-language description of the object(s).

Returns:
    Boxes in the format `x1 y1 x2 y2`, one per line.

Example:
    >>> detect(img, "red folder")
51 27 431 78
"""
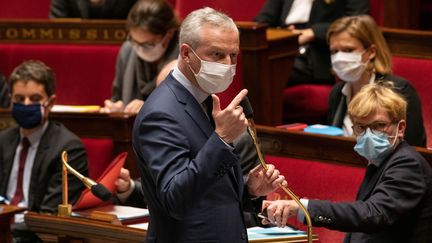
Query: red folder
73 152 128 210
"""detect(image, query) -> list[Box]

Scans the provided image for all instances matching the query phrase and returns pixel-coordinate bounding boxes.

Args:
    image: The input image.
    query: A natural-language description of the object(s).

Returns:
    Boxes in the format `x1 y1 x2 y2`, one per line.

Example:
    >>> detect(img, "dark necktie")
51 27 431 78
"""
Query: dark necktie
203 96 215 128
10 137 30 205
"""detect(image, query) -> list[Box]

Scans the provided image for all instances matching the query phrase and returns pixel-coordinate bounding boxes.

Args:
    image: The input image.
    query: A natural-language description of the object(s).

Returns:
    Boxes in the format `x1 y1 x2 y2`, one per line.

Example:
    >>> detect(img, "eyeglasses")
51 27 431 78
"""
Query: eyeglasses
352 121 395 136
127 35 159 51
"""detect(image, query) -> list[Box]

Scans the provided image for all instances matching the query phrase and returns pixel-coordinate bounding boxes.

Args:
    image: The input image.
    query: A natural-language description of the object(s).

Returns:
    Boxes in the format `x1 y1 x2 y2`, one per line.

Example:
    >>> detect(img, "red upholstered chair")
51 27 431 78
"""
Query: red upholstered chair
283 84 333 125
266 155 365 243
81 138 115 180
392 56 432 148
174 0 266 20
0 0 51 18
0 43 119 106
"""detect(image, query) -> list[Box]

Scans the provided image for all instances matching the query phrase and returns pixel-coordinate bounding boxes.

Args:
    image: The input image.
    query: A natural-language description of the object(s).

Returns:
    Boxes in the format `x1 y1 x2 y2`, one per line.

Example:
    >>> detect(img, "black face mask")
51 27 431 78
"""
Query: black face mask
11 103 44 129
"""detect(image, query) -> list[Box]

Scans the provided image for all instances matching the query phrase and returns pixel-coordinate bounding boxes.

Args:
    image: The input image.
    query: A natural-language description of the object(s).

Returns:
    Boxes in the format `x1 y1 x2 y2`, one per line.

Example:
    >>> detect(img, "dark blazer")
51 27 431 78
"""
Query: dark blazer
49 0 137 19
254 0 369 83
328 74 426 147
122 131 262 227
306 141 432 242
0 122 88 213
132 73 248 242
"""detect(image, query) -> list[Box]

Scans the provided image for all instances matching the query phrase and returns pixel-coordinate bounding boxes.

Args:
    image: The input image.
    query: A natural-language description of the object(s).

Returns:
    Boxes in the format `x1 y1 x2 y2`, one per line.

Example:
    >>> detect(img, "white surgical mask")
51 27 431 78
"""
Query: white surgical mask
133 42 167 62
188 48 236 94
331 51 368 82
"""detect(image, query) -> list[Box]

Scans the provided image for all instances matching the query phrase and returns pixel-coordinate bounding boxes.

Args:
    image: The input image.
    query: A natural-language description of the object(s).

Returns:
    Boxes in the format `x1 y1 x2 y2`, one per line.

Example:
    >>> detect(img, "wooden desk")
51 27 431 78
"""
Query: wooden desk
237 22 299 125
25 212 316 243
256 125 432 166
0 19 298 126
0 205 25 243
25 212 146 243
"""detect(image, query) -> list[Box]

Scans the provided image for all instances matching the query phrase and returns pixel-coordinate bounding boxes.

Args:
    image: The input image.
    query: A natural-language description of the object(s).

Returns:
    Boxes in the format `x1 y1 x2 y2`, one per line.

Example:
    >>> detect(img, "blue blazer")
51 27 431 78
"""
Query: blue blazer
132 73 248 243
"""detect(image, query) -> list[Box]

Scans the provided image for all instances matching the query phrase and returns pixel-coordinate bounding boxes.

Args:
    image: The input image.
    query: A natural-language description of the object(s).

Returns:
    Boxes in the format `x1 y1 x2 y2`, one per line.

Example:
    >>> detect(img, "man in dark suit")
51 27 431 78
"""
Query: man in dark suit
254 0 369 85
117 132 264 227
132 7 286 242
0 60 88 242
263 83 432 242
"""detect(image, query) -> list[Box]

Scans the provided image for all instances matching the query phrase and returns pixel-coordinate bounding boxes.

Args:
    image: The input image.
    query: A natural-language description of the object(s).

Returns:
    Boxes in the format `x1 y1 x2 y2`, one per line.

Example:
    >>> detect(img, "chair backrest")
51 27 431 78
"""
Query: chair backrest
392 56 432 148
81 138 115 180
266 155 365 243
0 43 119 106
174 0 266 20
0 0 51 18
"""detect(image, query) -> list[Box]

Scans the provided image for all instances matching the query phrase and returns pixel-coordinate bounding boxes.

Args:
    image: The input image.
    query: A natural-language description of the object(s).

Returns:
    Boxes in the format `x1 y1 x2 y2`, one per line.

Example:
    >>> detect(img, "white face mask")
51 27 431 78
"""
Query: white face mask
331 51 368 82
133 42 167 62
188 48 236 94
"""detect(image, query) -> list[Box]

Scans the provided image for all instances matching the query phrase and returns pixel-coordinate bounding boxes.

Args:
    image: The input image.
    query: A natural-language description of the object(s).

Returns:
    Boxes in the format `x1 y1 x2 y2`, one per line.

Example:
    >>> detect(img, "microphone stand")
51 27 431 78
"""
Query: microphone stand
58 151 72 216
246 119 313 243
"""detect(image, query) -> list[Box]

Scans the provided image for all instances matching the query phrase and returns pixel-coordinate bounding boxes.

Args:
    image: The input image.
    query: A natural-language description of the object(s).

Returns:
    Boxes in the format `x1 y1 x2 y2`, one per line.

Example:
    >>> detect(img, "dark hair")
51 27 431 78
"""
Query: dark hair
9 60 56 96
127 0 179 36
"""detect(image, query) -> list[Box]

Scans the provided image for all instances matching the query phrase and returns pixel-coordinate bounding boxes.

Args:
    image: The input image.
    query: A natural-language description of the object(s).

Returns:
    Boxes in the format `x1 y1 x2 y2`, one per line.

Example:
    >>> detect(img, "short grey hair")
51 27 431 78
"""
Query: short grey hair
179 7 238 49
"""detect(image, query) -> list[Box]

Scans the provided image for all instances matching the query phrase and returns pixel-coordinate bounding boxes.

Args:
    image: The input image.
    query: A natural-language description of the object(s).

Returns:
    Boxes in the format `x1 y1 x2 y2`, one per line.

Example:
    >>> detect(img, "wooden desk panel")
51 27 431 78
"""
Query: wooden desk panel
0 205 26 243
25 212 146 243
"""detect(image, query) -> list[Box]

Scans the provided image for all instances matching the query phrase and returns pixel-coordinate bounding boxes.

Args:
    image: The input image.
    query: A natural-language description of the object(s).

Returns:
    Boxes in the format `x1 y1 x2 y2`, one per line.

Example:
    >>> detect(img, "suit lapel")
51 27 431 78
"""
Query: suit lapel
281 0 294 25
167 77 214 138
27 124 51 209
0 129 20 195
166 77 242 196
356 164 384 200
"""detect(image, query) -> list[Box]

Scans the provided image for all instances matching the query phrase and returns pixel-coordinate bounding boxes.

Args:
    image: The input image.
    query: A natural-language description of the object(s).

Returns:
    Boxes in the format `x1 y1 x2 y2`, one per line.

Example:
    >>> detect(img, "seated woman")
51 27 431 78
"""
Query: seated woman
100 0 179 113
327 15 426 147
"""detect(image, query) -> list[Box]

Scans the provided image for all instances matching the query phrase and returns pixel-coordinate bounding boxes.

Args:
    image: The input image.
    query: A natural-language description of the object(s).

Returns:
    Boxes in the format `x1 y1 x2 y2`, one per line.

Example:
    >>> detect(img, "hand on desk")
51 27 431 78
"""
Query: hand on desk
288 25 315 46
247 164 287 197
100 99 144 114
100 100 125 113
261 200 298 227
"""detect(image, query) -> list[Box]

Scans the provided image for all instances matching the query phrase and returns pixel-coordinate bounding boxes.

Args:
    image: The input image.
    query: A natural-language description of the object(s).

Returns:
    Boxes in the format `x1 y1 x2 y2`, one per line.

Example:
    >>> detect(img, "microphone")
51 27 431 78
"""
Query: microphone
61 151 112 202
240 97 314 243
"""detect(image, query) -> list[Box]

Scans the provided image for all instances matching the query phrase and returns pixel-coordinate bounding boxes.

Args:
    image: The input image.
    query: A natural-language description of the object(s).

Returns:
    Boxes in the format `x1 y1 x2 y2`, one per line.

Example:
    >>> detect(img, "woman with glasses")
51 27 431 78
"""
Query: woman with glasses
327 15 426 147
100 0 179 113
262 83 432 243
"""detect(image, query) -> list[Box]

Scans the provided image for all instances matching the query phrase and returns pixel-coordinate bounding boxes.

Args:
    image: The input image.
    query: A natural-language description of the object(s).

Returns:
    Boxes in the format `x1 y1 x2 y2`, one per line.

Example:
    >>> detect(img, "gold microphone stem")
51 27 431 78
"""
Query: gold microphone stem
58 151 72 216
246 121 313 243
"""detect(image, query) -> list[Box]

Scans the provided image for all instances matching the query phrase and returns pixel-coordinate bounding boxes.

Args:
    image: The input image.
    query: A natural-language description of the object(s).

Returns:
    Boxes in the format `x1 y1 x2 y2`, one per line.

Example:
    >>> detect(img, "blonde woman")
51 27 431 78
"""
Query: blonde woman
327 15 426 146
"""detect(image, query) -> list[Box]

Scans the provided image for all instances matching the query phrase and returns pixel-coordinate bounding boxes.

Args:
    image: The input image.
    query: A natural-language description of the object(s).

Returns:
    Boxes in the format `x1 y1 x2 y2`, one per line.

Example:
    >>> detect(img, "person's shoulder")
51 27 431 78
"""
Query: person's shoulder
0 126 19 140
44 121 83 146
118 41 134 57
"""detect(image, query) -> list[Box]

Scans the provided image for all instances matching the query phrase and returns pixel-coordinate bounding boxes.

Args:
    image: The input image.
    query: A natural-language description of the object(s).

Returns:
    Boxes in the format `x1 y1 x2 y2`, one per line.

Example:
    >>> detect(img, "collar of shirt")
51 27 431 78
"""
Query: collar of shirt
172 67 208 104
20 121 49 148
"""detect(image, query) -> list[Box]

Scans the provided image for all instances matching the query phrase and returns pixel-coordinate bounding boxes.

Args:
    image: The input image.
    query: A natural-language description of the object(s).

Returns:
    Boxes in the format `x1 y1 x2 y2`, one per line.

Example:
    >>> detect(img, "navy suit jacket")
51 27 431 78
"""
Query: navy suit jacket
132 74 248 242
307 141 432 243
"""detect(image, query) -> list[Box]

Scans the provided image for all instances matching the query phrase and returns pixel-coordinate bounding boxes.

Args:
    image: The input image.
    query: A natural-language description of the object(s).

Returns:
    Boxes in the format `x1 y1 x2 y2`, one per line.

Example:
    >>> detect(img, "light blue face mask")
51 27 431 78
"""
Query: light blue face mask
354 125 399 163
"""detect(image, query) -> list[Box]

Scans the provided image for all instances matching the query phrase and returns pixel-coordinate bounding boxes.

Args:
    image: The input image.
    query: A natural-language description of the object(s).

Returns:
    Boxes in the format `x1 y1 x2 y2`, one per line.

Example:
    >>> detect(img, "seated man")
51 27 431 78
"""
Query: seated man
0 61 88 242
263 82 432 242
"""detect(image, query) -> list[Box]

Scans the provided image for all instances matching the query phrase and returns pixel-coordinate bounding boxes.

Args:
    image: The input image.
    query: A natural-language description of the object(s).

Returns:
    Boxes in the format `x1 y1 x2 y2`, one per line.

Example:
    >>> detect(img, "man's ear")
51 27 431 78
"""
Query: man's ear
180 43 191 63
397 119 406 139
46 94 56 111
